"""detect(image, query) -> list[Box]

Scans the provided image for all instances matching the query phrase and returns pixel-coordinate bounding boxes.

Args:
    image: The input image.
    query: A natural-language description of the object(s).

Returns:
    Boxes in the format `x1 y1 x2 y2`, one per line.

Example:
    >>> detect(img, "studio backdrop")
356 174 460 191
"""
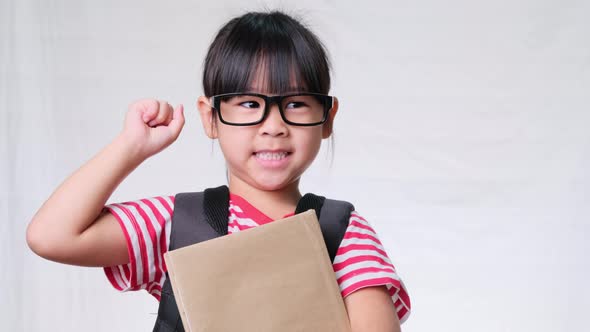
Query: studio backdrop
1 0 589 331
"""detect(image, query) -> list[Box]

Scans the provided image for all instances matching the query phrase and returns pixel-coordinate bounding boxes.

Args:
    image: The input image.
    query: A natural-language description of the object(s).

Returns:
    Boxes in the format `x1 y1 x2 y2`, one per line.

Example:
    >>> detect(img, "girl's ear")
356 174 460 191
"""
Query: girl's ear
322 97 339 139
197 96 218 139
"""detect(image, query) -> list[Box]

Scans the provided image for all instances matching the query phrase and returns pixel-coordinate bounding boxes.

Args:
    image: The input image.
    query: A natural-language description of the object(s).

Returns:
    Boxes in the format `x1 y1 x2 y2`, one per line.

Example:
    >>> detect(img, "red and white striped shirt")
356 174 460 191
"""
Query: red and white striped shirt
103 193 411 323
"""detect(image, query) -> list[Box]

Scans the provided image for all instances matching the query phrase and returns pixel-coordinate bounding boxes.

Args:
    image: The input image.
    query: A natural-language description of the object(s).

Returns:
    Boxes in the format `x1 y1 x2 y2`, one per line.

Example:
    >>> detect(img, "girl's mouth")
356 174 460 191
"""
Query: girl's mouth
253 150 292 168
254 151 290 160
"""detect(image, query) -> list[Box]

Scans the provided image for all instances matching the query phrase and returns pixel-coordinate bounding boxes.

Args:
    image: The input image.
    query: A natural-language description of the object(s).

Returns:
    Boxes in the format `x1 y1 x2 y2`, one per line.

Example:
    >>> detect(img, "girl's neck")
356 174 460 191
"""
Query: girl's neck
228 174 302 221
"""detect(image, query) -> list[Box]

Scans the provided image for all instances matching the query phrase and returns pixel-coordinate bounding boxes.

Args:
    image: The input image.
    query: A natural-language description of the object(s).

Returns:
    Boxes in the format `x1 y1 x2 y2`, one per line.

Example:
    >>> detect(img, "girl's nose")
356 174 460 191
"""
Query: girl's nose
259 104 288 137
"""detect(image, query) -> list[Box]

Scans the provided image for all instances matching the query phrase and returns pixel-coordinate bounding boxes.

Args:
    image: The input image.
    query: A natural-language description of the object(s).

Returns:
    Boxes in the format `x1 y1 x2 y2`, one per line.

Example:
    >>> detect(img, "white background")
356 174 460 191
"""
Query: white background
2 0 589 331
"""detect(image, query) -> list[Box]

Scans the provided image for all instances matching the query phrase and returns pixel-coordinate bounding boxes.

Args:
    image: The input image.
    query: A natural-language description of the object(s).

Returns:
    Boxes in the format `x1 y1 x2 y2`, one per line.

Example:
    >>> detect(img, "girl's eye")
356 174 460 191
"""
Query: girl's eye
240 101 261 108
286 101 306 108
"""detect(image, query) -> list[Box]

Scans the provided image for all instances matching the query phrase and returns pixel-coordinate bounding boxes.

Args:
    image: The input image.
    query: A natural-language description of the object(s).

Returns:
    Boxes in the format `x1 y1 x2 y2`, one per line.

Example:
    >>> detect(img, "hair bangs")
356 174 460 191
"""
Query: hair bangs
203 11 331 97
246 45 307 95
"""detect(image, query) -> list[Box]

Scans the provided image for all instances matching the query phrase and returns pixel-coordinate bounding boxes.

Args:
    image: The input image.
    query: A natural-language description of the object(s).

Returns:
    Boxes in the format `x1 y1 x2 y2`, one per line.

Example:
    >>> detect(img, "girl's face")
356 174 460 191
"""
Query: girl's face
197 72 338 193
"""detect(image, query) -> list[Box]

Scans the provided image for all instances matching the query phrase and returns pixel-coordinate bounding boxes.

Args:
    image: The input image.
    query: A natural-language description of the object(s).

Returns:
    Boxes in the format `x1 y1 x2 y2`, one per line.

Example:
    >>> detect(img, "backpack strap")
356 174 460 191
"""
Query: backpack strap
296 194 355 262
203 186 230 236
168 185 229 250
295 193 325 219
153 185 229 332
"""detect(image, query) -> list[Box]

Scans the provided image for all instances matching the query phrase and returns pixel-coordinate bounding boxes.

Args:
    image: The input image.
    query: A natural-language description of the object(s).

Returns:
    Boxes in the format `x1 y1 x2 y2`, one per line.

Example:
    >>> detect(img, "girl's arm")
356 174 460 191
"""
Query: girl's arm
344 286 401 332
26 99 185 267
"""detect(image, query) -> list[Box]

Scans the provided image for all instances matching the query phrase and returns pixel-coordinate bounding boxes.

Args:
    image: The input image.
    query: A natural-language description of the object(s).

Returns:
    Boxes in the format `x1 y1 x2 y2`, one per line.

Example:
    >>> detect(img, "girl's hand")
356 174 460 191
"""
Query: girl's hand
121 98 185 160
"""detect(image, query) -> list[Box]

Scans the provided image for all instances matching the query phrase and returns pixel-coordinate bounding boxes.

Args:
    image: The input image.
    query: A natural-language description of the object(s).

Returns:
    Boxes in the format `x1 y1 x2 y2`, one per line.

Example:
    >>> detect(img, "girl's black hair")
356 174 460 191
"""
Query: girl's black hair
203 11 331 97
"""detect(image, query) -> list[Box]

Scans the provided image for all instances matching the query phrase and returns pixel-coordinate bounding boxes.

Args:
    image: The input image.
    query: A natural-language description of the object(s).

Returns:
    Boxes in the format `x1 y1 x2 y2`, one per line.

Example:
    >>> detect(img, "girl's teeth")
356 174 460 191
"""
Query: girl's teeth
256 152 288 160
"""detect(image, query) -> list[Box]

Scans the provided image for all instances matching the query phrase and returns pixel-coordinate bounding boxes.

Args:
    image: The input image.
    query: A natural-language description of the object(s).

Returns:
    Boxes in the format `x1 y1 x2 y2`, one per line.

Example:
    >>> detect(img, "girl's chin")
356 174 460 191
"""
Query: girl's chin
249 174 300 192
251 180 293 192
227 166 301 192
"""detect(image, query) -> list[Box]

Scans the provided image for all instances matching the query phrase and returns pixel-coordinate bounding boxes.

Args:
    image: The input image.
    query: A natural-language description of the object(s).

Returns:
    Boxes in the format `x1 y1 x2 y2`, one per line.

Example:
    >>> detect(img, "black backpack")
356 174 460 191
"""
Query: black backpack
152 185 355 332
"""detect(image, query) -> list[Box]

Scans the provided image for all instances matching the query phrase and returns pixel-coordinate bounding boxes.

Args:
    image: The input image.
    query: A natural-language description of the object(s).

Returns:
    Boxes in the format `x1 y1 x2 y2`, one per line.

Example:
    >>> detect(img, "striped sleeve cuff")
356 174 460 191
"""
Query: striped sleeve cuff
101 196 175 301
334 212 411 324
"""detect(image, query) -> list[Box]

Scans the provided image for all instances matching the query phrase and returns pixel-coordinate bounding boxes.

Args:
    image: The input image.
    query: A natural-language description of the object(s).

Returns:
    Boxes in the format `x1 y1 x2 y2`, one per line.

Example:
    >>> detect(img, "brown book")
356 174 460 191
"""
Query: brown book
163 209 352 332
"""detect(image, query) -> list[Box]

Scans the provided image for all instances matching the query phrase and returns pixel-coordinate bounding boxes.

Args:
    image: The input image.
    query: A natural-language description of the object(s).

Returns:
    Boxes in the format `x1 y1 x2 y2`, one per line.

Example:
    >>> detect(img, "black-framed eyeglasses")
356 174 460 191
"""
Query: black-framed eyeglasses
210 92 334 126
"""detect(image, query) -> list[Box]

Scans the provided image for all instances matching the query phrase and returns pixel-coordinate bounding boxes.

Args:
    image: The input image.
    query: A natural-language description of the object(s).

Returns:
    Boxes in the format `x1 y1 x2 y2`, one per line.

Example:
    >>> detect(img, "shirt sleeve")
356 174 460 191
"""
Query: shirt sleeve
102 195 175 301
333 211 411 324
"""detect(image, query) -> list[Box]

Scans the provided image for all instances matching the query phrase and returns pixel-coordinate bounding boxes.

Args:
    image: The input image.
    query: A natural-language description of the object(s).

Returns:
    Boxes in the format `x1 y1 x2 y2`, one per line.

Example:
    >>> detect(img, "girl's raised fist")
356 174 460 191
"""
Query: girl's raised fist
121 98 185 159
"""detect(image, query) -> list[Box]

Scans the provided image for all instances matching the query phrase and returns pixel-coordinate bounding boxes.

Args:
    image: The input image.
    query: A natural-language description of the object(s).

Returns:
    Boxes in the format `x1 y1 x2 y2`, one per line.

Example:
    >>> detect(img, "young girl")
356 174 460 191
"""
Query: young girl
27 10 411 331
